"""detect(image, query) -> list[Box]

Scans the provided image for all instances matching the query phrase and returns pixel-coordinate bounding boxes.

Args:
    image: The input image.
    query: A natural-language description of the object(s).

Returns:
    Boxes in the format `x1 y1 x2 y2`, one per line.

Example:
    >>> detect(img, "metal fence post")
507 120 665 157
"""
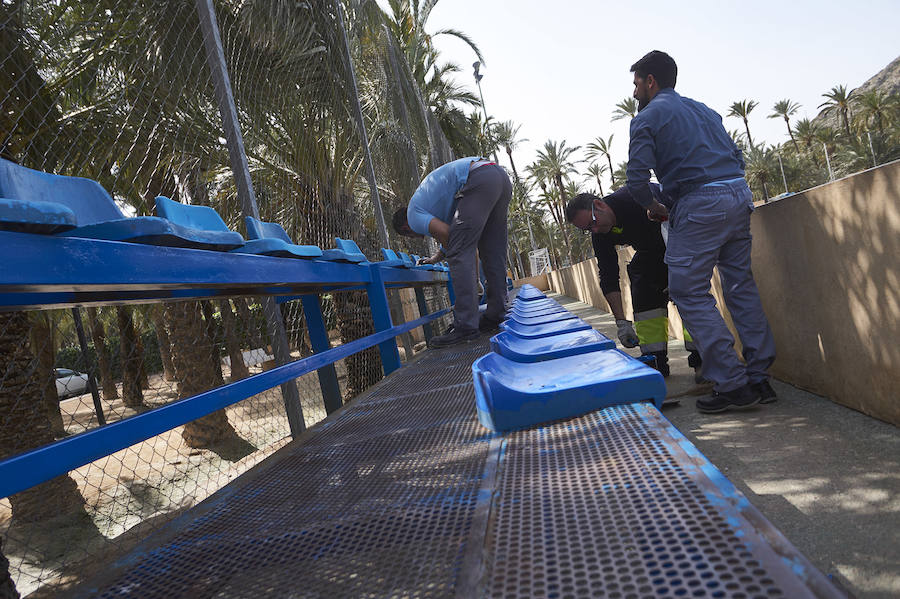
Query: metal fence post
366 265 401 375
195 0 305 437
336 0 389 248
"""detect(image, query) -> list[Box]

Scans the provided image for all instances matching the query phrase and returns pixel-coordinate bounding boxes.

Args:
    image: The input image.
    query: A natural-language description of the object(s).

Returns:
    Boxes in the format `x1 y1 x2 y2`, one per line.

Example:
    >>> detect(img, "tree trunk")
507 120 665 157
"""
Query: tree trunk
28 313 64 436
235 298 263 349
165 302 235 447
87 308 118 399
606 155 615 188
333 291 382 399
133 324 150 390
148 305 176 381
554 174 572 257
743 118 753 148
595 175 604 196
506 146 520 184
218 299 249 381
200 301 225 387
1 537 18 599
0 312 86 523
115 307 143 409
784 116 800 153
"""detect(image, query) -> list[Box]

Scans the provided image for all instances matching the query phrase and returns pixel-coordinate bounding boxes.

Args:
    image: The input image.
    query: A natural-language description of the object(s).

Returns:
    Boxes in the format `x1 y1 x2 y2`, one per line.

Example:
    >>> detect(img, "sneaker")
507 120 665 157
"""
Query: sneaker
696 383 761 414
752 379 778 404
478 315 503 333
429 327 479 348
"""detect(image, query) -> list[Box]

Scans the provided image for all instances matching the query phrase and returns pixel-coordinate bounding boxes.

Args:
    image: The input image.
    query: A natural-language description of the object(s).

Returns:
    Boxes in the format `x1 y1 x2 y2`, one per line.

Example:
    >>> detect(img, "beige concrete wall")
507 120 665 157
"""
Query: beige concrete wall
513 273 550 291
549 160 900 426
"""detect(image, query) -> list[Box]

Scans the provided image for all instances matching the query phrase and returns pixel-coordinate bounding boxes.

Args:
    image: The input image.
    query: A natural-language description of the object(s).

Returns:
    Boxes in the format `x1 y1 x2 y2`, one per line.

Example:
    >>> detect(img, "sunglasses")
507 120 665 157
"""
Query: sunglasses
579 201 596 235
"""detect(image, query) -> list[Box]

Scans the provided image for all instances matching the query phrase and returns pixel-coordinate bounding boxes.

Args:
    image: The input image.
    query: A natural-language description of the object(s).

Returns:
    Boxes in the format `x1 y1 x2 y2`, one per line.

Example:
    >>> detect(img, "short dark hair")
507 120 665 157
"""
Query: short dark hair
392 206 409 235
630 51 677 89
565 193 600 222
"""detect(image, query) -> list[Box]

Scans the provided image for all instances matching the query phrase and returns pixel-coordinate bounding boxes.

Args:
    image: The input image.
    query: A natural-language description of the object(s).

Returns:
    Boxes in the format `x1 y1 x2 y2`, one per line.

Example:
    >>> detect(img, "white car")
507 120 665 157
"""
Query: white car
54 368 90 399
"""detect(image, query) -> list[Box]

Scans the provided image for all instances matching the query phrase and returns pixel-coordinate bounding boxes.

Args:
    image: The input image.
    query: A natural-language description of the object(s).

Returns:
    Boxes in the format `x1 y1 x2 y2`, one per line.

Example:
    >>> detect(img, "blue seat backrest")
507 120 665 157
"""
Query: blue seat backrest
381 248 401 261
245 216 293 243
155 196 231 232
0 158 124 225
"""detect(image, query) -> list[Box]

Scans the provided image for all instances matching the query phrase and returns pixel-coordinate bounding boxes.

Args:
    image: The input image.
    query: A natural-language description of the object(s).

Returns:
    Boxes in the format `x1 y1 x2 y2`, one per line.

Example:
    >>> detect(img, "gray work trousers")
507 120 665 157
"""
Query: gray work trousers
445 164 512 332
664 179 776 392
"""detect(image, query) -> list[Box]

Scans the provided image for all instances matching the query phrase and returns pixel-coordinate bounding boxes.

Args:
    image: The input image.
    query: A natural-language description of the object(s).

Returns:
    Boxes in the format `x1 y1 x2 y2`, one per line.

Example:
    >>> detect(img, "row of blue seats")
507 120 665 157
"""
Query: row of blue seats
0 158 447 272
472 284 666 431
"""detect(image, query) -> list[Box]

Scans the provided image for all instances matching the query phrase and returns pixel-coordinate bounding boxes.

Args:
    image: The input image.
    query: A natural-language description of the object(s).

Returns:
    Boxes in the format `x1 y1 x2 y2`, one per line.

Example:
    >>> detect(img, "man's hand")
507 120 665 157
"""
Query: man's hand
417 249 444 265
646 200 669 222
616 319 640 348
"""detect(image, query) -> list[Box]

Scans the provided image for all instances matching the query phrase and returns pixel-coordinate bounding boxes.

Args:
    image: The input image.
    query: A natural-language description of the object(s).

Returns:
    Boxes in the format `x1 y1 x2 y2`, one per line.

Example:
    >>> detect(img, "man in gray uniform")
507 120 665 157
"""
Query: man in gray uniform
393 157 512 348
623 50 777 414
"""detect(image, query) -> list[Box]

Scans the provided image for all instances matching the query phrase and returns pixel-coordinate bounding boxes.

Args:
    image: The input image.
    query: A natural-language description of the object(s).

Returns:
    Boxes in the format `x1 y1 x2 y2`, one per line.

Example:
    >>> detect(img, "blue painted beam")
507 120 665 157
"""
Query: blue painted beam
300 294 343 414
0 306 450 500
366 265 402 375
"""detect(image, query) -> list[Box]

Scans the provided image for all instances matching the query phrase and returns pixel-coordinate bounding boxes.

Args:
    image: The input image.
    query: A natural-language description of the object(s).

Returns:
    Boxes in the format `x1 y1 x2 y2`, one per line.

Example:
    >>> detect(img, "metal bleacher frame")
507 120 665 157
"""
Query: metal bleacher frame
0 229 451 501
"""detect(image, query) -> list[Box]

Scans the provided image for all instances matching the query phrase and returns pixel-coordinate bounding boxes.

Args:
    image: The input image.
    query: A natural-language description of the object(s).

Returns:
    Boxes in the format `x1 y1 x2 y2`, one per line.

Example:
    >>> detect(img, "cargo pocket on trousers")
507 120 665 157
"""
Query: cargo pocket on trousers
686 210 726 224
664 254 693 267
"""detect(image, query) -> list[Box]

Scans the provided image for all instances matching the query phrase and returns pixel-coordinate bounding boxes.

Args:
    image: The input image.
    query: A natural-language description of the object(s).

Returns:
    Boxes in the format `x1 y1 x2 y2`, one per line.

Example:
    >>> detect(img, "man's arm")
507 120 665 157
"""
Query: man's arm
625 117 668 221
428 217 450 247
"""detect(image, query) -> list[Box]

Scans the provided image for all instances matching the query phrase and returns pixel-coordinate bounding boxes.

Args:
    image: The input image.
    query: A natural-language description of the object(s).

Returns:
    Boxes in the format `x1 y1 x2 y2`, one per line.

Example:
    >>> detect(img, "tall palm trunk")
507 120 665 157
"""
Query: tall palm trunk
115 307 143 409
87 308 118 399
148 305 176 381
28 313 64 436
594 175 604 196
218 299 249 381
505 146 520 183
783 116 799 152
1 537 17 599
553 174 572 256
165 302 235 447
0 312 86 523
606 155 615 187
200 301 225 386
743 118 753 148
333 291 382 399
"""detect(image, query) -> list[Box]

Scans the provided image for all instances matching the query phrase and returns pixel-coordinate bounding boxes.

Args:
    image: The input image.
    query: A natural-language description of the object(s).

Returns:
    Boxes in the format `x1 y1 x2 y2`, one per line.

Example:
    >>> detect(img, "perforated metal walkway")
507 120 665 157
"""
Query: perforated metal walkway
74 338 843 598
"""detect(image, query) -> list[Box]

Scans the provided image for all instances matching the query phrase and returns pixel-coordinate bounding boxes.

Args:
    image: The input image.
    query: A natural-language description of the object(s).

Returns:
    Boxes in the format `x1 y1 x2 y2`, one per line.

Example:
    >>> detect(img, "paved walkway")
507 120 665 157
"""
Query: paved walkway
552 292 900 599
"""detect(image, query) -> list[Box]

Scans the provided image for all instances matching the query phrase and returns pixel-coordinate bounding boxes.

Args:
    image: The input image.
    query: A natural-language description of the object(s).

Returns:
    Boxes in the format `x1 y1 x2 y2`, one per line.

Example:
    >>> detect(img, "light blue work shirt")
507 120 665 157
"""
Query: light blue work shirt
407 156 482 236
626 89 745 209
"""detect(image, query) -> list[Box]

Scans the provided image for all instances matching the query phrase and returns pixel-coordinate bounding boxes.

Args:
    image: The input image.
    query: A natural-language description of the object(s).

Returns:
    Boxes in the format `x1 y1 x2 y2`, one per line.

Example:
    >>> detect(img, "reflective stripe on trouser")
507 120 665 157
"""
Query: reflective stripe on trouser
665 179 776 392
634 308 667 353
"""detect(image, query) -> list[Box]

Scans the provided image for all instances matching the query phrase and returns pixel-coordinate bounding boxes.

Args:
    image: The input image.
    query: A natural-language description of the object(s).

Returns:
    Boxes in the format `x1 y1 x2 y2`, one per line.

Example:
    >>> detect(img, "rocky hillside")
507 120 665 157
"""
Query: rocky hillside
813 54 900 128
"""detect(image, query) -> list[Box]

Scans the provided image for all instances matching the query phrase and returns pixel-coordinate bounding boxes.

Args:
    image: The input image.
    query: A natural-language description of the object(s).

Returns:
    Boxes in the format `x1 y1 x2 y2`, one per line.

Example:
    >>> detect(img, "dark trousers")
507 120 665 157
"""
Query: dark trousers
445 165 512 331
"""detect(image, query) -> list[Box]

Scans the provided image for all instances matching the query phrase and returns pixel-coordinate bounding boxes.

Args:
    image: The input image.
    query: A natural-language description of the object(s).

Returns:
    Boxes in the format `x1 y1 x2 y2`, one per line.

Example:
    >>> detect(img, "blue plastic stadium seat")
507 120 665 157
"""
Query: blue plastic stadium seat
509 311 577 326
0 159 244 249
490 329 615 363
321 237 367 263
472 349 665 431
517 286 546 301
379 248 406 267
398 252 416 268
0 198 77 233
510 304 568 318
231 216 322 258
501 318 592 339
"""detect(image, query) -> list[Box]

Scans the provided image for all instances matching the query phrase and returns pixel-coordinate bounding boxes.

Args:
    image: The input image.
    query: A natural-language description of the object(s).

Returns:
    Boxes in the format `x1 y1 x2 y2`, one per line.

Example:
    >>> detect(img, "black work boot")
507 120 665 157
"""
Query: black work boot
429 326 478 348
645 351 670 378
751 379 778 404
478 314 504 333
696 383 761 414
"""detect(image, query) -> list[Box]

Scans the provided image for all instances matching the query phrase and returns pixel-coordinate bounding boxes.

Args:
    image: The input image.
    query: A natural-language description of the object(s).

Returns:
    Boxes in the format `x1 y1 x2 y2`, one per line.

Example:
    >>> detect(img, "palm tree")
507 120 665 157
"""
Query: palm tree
819 85 854 138
612 98 638 121
493 120 527 183
744 144 777 201
585 134 615 187
793 118 819 151
584 163 607 196
611 161 629 190
0 312 87 523
854 90 893 138
728 100 759 148
534 140 581 258
769 99 801 151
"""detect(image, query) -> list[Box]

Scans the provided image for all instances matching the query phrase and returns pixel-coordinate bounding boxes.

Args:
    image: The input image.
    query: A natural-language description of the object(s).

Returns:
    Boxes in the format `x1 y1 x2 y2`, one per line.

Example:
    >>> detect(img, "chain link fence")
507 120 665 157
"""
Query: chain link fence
1 1 453 595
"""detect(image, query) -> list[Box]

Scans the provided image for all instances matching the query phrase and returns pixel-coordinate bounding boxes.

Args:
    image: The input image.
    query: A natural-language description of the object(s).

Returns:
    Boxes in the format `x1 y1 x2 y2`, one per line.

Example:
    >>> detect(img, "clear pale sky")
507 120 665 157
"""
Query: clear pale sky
377 0 899 186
